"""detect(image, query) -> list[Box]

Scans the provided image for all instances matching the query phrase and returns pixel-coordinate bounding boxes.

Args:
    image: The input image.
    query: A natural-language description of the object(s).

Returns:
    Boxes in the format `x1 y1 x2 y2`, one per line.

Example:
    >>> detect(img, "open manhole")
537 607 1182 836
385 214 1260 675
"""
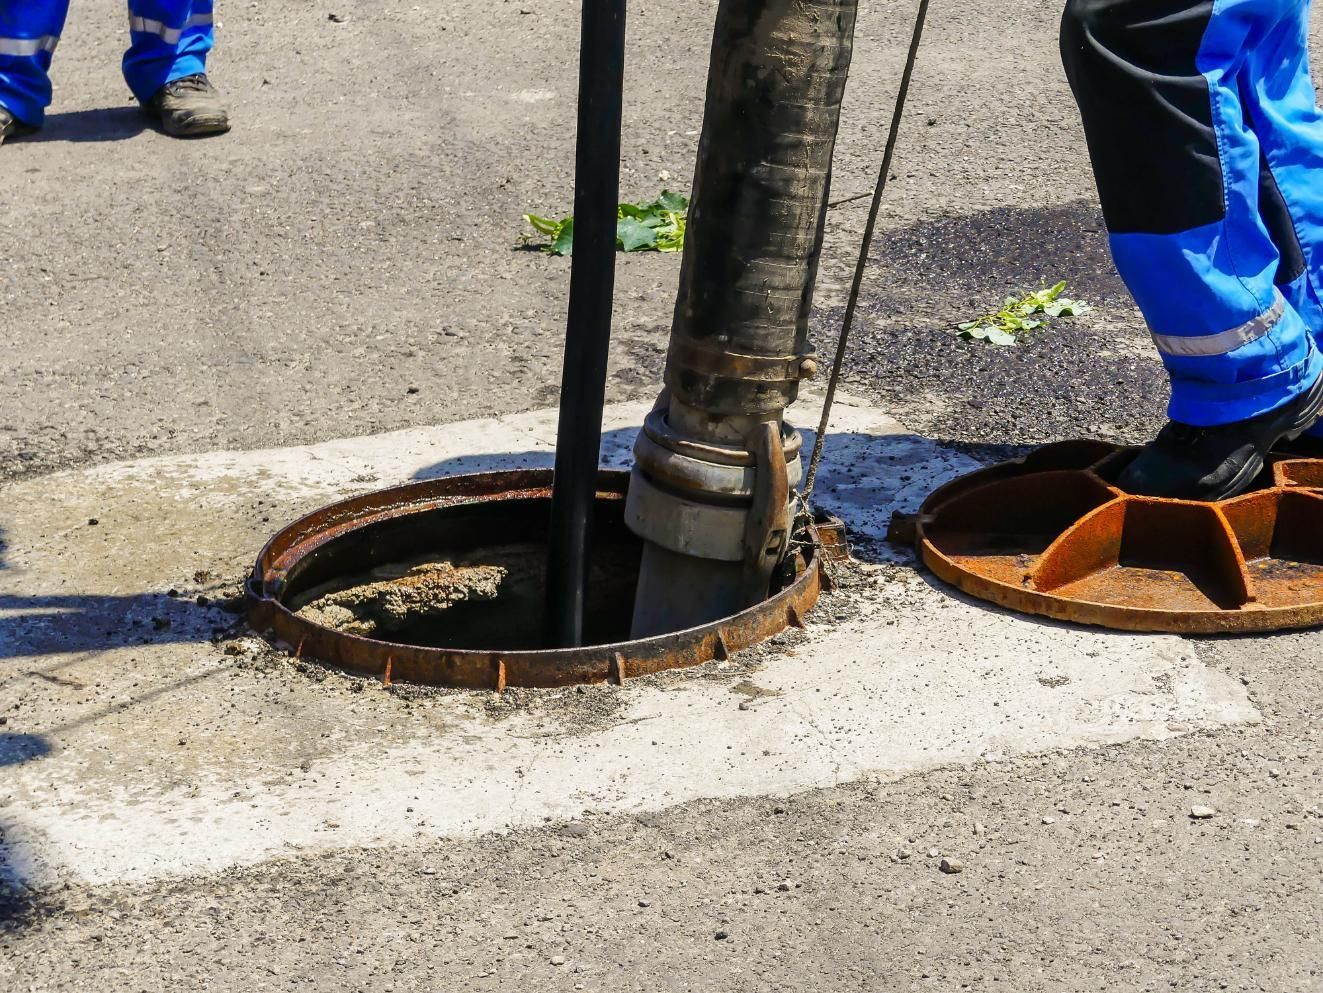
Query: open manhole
892 440 1323 633
247 468 830 688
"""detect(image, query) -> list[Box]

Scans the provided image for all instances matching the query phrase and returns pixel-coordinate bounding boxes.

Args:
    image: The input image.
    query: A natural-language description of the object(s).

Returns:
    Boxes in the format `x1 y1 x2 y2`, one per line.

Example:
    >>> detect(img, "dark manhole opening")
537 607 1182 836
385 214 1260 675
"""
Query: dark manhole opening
247 469 827 688
286 507 643 652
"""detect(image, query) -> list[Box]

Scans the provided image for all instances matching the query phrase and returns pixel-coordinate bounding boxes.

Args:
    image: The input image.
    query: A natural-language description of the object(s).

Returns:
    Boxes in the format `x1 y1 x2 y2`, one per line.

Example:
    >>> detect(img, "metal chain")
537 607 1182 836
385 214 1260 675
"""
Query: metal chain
801 0 931 506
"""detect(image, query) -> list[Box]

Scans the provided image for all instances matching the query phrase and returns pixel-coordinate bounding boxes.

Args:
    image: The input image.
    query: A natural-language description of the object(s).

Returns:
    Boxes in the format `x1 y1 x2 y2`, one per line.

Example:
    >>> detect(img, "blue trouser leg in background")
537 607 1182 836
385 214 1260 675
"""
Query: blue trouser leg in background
0 1 71 126
0 1 214 125
124 0 214 104
1061 0 1323 427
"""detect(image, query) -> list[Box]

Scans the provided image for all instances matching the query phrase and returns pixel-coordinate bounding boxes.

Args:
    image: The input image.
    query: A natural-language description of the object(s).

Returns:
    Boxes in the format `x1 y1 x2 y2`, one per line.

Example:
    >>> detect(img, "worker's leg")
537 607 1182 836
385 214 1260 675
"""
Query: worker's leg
1236 1 1323 432
1060 0 1323 499
124 0 227 135
1061 0 1321 427
0 0 71 127
122 0 214 104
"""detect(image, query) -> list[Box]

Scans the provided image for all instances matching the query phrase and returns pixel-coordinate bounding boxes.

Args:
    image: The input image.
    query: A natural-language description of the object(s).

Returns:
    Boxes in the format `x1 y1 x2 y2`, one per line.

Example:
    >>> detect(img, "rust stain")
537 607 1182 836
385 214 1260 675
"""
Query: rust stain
813 512 851 563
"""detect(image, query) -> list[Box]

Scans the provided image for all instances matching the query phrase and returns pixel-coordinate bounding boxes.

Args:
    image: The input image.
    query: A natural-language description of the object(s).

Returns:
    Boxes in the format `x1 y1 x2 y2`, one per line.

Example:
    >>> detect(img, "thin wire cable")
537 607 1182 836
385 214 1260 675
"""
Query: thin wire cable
826 189 875 210
802 0 931 505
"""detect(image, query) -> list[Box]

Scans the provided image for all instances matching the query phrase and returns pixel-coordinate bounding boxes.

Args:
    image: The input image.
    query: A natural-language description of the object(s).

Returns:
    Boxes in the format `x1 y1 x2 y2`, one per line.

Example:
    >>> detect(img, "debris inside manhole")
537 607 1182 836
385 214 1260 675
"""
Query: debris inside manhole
297 561 509 636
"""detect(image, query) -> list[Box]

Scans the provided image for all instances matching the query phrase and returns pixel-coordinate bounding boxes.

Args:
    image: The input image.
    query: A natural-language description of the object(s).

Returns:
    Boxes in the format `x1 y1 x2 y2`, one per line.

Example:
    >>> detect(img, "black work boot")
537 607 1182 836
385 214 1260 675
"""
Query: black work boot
0 106 37 146
1118 371 1323 500
147 74 230 137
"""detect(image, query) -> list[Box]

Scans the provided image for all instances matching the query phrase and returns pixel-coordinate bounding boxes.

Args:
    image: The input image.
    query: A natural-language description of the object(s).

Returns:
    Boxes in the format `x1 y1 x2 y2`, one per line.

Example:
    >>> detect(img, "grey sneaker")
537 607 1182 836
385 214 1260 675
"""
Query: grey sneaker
0 106 37 145
148 73 230 137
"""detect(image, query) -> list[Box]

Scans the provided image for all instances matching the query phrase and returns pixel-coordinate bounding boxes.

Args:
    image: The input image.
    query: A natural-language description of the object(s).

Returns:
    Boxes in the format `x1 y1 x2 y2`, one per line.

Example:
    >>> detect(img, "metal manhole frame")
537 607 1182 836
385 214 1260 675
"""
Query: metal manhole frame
247 468 825 689
893 440 1323 634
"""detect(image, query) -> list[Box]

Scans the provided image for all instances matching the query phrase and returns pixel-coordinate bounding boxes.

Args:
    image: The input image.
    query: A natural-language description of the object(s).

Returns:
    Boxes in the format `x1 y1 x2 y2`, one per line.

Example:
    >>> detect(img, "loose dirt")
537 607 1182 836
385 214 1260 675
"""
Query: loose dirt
297 562 508 636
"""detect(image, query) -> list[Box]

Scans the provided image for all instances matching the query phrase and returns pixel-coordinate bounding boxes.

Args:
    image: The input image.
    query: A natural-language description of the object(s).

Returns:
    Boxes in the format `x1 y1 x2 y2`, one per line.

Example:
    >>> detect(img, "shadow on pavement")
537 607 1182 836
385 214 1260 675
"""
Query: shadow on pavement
0 849 38 934
0 781 48 932
0 518 237 662
0 733 50 768
0 591 238 662
408 425 1025 566
0 819 53 934
26 106 148 143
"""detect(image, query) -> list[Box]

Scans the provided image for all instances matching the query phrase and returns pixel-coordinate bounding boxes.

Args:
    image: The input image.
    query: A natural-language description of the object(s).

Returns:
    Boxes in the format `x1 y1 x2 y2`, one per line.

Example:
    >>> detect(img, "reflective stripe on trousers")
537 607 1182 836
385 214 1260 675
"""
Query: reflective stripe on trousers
1149 292 1287 359
122 2 216 104
1061 0 1323 427
128 12 213 44
0 2 216 123
0 35 59 57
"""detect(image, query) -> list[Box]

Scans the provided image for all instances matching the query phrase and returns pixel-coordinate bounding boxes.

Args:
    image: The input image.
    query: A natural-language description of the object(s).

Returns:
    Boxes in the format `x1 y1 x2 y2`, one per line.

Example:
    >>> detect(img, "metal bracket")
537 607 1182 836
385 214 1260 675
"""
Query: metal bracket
886 511 930 546
740 421 791 607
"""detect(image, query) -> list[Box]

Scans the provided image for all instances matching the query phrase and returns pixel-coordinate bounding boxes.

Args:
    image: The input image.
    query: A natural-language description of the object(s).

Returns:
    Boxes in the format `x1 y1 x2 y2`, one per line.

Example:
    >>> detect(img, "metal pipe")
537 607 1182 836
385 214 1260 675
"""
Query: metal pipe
627 0 857 637
545 0 628 648
664 0 857 436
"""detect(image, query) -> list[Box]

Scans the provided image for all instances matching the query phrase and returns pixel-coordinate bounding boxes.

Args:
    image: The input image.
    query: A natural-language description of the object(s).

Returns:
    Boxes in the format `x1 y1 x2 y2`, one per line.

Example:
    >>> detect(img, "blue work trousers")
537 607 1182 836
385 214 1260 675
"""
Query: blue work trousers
1062 0 1323 427
0 0 214 125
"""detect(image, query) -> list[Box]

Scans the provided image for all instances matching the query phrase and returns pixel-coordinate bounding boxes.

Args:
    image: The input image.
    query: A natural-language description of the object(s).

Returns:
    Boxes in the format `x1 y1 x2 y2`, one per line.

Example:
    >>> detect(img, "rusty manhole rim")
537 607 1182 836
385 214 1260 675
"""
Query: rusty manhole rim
247 467 825 689
897 439 1323 634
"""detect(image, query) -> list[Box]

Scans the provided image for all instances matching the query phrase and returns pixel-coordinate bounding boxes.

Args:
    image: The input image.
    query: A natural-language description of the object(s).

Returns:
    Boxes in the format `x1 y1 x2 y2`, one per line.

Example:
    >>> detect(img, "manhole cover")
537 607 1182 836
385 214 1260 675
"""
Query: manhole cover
247 468 828 688
894 440 1323 633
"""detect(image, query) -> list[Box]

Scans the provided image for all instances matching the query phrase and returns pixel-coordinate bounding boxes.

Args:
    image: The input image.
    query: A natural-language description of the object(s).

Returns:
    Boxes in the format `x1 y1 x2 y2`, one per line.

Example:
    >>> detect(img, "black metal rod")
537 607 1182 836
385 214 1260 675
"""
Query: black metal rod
545 0 628 648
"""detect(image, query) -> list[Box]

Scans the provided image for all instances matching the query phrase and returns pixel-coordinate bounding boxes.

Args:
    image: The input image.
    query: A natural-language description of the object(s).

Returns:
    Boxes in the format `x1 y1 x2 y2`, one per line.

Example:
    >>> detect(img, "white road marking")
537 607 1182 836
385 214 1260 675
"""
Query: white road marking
0 397 1257 887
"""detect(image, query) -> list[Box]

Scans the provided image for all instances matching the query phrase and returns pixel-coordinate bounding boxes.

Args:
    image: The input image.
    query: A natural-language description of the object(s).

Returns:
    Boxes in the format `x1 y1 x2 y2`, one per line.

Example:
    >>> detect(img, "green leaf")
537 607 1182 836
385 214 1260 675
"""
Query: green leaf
524 213 562 238
954 280 1092 341
657 190 689 212
524 190 689 256
550 217 574 256
617 216 658 252
657 214 686 251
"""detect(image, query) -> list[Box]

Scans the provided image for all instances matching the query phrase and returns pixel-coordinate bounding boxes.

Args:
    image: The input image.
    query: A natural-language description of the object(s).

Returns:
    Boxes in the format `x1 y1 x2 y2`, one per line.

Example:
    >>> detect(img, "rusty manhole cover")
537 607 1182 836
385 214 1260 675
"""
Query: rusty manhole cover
247 468 829 688
893 440 1323 633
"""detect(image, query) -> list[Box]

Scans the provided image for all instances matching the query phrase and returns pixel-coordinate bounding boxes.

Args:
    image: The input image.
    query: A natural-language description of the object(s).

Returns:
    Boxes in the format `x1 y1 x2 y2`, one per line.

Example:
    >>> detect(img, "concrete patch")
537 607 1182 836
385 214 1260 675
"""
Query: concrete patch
0 398 1258 888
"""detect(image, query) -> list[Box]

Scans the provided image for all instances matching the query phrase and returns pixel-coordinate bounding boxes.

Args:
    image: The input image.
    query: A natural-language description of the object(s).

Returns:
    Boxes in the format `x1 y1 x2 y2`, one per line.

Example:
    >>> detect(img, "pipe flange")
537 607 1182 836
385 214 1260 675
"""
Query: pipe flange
633 429 803 502
640 408 803 468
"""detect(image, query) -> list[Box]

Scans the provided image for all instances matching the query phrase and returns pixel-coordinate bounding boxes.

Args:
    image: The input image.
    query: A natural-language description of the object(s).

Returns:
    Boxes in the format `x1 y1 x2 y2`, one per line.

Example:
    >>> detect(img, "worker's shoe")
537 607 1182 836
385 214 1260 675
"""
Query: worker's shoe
0 106 37 146
1118 372 1323 501
147 74 230 137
